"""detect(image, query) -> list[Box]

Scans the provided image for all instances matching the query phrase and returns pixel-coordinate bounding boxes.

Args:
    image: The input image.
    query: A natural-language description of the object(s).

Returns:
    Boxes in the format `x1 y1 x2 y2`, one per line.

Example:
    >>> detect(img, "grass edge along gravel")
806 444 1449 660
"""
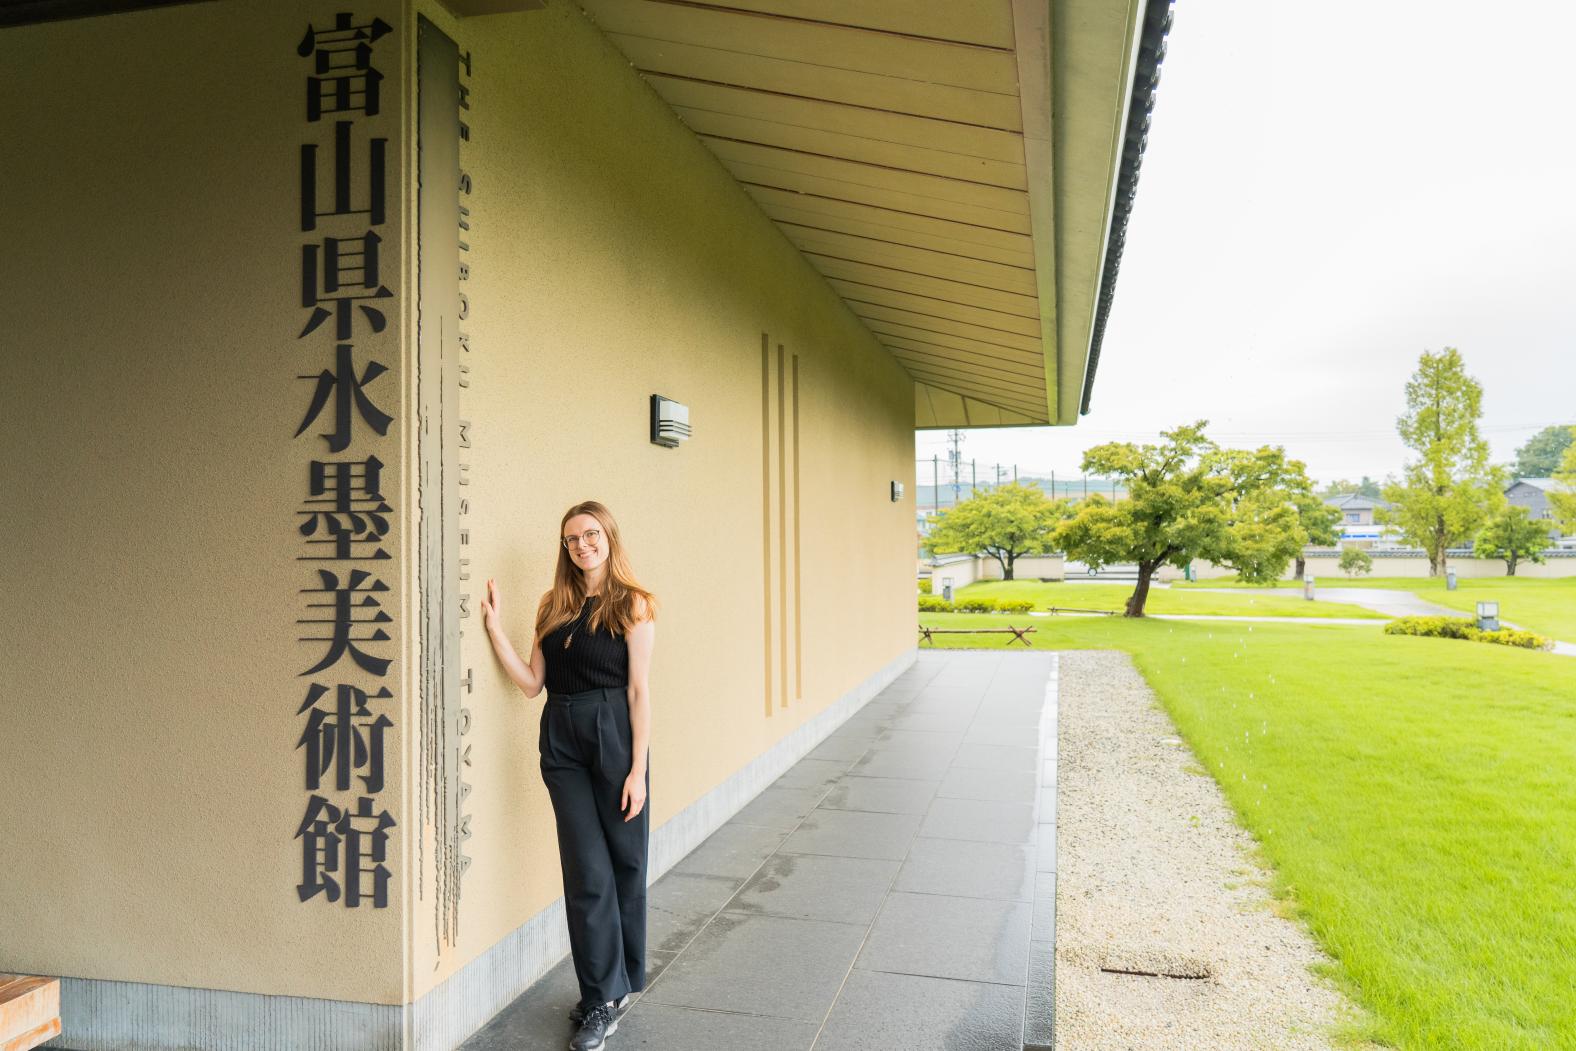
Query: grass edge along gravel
918 612 1576 1050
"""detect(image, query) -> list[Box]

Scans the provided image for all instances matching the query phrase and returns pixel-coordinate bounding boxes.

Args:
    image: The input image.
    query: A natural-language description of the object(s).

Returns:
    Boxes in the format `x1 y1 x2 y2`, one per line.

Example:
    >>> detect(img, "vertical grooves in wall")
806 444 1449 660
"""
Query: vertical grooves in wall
792 353 802 700
760 333 774 718
776 343 788 709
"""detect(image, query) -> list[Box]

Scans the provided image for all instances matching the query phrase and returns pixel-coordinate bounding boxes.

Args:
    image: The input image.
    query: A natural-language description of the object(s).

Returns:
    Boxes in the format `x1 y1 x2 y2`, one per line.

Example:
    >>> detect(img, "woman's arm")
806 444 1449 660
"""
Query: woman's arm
479 579 547 698
621 597 656 821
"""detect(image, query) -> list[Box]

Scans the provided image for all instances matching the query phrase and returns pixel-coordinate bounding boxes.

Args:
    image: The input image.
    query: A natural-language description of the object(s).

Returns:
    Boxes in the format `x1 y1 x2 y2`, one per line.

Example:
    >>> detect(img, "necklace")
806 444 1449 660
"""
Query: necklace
563 596 596 649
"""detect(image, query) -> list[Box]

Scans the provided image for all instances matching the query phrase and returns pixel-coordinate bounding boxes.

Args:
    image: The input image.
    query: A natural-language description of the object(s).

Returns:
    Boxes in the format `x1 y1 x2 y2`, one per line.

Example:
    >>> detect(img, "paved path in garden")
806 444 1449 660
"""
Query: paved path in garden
1148 614 1378 625
1220 586 1459 619
1193 587 1576 656
461 650 1059 1051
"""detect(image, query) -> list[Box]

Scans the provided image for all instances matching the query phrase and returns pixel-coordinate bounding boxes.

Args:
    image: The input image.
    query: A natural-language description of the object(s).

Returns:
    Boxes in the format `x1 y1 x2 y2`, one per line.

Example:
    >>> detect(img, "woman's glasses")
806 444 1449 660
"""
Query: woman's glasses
562 528 602 549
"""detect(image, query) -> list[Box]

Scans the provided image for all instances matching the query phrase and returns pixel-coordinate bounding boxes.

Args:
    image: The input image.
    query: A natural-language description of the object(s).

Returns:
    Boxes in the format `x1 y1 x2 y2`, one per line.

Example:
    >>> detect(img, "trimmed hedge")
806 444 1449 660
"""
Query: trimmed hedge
1383 615 1552 651
918 578 933 595
918 596 1035 614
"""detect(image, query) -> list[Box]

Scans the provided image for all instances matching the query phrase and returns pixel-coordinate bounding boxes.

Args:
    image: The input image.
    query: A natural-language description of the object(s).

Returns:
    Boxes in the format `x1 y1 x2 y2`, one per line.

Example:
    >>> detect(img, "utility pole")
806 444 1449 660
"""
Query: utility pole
971 458 976 497
947 429 964 507
933 455 939 513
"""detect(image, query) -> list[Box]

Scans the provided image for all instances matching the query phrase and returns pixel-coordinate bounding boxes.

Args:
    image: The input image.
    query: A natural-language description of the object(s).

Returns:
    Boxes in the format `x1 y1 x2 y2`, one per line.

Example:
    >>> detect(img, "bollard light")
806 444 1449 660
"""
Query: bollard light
1446 568 1458 591
1304 574 1315 601
1476 601 1499 631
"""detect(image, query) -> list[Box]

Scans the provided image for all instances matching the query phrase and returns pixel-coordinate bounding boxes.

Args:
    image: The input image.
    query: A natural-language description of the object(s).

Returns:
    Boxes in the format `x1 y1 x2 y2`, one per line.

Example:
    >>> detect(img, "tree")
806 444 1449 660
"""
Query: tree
1473 505 1549 576
1512 424 1576 478
1053 421 1318 617
1338 548 1373 578
1291 493 1342 579
1321 476 1382 499
1549 439 1576 531
923 482 1069 580
1378 348 1502 576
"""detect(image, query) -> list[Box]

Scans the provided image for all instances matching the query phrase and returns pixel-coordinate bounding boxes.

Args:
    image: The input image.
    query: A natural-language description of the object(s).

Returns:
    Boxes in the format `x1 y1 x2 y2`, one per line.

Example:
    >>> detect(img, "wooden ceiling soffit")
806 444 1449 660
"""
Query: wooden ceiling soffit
780 226 1038 295
916 384 1043 428
575 0 1145 424
830 280 1044 339
742 185 1034 259
894 363 1048 414
852 309 1044 354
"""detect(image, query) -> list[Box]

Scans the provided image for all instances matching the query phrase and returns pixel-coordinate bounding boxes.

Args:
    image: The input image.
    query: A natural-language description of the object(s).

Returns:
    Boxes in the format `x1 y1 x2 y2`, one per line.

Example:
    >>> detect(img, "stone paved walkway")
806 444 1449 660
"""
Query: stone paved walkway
461 651 1058 1051
1193 586 1576 655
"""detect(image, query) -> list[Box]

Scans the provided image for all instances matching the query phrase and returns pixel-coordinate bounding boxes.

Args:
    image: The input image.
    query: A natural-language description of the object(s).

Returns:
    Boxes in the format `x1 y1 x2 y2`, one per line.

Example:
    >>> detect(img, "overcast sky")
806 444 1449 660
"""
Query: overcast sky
915 0 1576 486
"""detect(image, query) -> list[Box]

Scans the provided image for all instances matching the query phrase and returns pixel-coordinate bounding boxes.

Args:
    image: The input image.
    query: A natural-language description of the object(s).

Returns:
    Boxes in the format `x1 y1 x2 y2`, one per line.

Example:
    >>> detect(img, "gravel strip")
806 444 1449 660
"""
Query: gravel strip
1054 650 1366 1050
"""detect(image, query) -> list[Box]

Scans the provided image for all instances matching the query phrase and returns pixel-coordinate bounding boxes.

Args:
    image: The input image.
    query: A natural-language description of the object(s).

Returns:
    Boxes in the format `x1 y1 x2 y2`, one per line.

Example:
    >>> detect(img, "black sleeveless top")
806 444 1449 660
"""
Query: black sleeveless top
541 595 629 694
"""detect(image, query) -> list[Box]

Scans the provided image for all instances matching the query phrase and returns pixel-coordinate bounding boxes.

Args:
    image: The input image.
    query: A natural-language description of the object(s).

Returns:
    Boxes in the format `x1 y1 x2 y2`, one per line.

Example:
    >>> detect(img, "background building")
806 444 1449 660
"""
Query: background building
1324 492 1395 549
1506 478 1568 542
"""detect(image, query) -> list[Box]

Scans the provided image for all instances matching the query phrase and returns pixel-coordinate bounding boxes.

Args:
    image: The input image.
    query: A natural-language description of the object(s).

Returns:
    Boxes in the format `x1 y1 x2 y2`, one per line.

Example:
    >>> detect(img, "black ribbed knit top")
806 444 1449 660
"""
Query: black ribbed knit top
541 594 628 694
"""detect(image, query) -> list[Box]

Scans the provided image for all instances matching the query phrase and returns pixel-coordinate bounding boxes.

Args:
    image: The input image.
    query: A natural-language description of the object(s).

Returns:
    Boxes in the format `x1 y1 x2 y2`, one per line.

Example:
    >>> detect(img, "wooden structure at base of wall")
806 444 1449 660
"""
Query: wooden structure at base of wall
0 975 60 1051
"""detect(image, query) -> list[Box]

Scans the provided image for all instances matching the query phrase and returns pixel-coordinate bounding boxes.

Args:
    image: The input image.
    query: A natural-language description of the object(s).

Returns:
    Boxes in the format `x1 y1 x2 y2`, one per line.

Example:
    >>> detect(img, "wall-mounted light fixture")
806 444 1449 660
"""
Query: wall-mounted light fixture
891 481 904 502
650 394 690 448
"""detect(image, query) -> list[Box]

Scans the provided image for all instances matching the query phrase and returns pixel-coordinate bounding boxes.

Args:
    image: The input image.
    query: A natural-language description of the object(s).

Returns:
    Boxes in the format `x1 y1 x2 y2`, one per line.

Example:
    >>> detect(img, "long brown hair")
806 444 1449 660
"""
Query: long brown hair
534 500 658 641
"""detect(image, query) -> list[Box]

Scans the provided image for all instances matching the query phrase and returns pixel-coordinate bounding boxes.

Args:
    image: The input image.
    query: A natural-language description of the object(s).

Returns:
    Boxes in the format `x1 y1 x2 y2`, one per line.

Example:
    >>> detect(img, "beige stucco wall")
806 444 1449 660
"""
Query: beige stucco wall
403 0 914 1001
0 0 913 1013
0 1 408 1002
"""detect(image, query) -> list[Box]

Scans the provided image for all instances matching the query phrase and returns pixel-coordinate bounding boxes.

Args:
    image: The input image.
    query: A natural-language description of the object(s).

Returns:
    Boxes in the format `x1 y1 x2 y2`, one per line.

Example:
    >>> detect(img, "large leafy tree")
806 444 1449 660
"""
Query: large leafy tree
1053 421 1318 617
1550 440 1576 530
1512 424 1576 478
923 482 1070 580
1291 493 1342 579
1378 348 1502 576
1473 506 1549 576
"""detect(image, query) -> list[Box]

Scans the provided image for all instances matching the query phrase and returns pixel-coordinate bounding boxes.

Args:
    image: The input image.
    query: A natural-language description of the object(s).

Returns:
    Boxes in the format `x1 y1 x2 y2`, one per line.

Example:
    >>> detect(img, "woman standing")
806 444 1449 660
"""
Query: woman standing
479 500 657 1051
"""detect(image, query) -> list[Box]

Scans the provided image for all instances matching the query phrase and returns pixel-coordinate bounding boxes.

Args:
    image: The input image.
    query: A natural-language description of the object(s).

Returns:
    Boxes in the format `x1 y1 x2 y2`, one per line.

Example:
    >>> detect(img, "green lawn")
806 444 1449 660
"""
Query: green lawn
952 578 1385 619
1175 575 1576 641
918 612 1576 1049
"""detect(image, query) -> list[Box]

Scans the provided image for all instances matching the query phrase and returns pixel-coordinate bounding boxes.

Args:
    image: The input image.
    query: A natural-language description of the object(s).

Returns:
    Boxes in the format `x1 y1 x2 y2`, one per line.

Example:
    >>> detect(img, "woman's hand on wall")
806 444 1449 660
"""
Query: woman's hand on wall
479 578 502 633
478 578 546 697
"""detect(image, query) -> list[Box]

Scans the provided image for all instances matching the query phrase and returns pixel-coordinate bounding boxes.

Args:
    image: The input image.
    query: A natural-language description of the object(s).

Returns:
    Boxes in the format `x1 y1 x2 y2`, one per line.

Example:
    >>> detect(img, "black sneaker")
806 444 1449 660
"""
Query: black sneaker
568 993 629 1024
569 1001 617 1051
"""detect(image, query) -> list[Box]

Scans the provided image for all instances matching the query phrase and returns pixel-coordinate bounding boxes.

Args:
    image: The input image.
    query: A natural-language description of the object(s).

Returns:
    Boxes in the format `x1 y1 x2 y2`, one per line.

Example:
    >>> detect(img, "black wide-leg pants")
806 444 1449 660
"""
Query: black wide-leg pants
539 685 649 1010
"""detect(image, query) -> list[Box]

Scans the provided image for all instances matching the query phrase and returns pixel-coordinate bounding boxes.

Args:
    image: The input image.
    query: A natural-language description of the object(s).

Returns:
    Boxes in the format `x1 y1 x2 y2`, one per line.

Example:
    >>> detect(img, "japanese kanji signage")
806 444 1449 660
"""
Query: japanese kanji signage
292 11 397 910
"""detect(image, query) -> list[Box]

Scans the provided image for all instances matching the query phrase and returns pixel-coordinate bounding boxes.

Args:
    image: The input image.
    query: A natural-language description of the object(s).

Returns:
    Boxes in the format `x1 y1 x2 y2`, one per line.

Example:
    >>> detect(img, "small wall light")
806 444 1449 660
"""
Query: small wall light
891 481 904 502
1476 600 1499 631
650 394 690 448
